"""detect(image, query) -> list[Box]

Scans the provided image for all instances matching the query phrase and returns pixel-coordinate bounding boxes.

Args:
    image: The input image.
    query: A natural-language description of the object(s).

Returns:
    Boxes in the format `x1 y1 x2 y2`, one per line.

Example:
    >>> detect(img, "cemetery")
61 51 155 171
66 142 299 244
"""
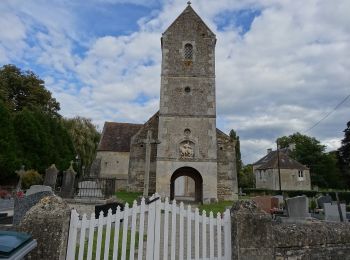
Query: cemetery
0 1 350 260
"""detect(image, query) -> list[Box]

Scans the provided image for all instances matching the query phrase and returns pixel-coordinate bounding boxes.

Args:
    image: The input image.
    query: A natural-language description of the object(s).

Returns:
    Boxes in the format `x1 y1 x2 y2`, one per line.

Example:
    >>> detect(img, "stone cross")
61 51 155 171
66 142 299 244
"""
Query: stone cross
15 165 26 191
44 164 59 189
140 130 160 197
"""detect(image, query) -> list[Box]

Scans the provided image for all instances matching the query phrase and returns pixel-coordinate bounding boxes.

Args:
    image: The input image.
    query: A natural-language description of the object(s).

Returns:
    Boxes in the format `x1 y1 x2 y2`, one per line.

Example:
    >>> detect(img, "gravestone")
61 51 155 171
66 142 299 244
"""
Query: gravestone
15 165 26 191
44 164 59 189
61 163 76 198
324 203 346 222
317 195 332 209
285 195 310 219
26 185 52 196
13 191 53 225
77 181 103 198
252 196 279 213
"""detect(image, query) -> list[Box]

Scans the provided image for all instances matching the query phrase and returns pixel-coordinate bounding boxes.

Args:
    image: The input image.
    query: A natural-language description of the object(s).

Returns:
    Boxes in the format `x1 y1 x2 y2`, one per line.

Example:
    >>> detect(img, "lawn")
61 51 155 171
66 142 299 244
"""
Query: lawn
76 227 143 260
198 201 233 216
115 191 142 205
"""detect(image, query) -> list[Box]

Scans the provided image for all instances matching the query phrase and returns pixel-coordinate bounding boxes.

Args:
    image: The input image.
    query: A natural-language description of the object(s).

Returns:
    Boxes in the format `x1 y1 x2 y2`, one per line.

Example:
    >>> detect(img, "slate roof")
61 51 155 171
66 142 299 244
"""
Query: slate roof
253 149 309 170
97 122 142 152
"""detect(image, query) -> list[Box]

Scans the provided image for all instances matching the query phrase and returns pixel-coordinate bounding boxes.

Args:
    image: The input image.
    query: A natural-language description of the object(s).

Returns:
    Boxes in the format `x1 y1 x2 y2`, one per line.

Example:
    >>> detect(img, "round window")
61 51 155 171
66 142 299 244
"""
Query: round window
184 86 191 93
184 128 191 135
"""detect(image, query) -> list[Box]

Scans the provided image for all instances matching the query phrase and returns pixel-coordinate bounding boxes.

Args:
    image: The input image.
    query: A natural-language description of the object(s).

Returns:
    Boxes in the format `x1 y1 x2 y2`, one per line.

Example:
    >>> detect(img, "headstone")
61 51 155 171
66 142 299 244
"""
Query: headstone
44 164 59 189
13 191 53 225
26 185 52 196
317 195 332 209
95 202 125 217
15 165 26 191
285 195 310 219
252 196 279 213
77 181 103 198
324 202 346 222
61 162 76 198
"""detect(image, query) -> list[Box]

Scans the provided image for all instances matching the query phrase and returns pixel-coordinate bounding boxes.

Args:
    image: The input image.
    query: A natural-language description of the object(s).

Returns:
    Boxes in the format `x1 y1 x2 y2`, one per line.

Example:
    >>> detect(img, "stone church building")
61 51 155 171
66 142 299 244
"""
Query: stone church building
95 4 238 203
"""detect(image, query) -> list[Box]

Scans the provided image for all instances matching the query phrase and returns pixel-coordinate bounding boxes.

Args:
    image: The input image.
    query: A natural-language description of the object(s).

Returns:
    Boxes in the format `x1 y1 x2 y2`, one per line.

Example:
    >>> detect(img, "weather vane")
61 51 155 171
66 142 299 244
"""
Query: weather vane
187 1 191 5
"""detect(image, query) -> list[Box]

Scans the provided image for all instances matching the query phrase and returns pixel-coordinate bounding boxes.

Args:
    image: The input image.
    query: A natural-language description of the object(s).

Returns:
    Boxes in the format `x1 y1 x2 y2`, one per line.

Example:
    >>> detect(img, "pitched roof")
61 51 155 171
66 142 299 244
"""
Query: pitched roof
97 122 142 152
163 4 215 36
253 149 309 170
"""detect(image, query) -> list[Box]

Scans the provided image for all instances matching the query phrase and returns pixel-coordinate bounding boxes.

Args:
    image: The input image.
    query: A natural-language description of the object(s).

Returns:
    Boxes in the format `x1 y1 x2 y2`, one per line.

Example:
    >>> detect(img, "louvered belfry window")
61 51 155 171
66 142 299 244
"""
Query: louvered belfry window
184 43 193 60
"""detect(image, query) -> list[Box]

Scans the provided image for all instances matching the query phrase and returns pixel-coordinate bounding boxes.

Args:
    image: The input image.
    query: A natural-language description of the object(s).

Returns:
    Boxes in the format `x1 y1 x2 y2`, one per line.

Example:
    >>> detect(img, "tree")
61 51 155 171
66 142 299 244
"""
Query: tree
229 129 242 174
0 65 60 116
277 132 342 188
0 101 19 182
63 117 100 172
238 164 255 188
339 121 350 186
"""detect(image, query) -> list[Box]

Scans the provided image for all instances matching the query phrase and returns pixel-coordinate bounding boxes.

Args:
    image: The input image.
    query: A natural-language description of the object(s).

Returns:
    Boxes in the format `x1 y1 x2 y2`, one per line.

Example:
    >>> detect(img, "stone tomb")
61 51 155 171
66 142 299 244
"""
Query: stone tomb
285 195 310 220
252 196 279 213
26 185 52 196
317 194 332 209
324 202 346 222
77 181 103 198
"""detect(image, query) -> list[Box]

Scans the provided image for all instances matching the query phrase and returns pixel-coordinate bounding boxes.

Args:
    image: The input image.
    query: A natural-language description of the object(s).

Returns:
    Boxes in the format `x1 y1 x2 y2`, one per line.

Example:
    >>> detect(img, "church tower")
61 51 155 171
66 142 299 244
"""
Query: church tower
156 3 218 202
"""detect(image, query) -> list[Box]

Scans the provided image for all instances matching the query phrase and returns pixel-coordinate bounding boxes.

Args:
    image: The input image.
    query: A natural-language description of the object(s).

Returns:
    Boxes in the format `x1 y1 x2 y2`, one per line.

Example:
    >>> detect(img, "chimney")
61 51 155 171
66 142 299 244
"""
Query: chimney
267 148 272 154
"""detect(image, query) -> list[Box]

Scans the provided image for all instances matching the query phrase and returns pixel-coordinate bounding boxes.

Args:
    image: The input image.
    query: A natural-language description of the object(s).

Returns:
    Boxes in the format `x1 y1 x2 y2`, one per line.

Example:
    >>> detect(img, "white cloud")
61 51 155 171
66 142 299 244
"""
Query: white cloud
1 0 349 164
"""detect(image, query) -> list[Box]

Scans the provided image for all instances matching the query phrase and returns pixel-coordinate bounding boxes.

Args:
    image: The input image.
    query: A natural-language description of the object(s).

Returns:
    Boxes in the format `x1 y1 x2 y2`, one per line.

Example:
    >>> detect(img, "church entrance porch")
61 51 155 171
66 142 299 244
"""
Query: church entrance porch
170 167 203 203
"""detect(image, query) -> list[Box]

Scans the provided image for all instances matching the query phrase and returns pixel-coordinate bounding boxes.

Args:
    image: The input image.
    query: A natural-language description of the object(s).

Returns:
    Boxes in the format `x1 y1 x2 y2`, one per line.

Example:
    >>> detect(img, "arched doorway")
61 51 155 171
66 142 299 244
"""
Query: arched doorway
170 167 203 203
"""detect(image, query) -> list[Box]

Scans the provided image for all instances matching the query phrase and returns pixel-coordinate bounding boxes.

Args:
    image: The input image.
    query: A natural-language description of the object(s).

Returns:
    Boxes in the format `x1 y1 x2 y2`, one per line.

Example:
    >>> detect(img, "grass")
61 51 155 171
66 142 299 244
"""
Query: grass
115 191 142 205
76 227 144 260
198 201 233 216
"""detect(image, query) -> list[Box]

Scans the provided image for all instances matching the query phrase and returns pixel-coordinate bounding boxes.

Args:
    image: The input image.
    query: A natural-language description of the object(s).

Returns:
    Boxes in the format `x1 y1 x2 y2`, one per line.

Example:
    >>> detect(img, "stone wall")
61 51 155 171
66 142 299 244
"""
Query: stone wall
217 129 238 200
18 196 70 260
231 200 350 260
255 168 311 191
128 112 159 194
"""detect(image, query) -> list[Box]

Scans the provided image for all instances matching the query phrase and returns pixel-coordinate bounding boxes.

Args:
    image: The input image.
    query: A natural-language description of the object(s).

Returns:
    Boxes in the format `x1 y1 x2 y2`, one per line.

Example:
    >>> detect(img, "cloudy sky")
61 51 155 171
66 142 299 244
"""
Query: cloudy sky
1 0 349 163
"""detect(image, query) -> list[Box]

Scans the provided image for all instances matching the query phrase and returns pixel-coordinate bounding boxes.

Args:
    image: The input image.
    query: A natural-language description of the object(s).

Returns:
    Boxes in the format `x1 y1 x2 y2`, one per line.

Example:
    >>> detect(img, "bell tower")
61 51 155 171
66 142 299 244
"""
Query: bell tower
156 3 218 203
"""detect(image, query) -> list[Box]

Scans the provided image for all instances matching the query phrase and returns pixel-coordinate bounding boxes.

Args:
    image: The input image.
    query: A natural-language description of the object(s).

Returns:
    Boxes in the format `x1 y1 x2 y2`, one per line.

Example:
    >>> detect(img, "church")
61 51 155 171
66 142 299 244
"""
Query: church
94 3 238 203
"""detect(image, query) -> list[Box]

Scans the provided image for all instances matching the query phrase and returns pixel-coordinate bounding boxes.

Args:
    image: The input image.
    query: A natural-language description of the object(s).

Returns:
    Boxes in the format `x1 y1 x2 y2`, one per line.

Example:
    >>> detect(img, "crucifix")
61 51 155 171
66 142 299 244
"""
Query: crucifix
140 130 160 197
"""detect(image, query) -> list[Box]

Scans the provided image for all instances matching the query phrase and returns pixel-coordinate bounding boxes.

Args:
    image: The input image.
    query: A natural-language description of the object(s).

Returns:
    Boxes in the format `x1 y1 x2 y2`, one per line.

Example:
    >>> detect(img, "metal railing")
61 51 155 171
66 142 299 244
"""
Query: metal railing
75 177 116 199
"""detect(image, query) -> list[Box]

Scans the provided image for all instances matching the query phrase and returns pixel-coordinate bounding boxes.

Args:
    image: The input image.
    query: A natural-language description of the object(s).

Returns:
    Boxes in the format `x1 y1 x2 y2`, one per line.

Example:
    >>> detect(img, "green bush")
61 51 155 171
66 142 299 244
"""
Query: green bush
21 169 43 189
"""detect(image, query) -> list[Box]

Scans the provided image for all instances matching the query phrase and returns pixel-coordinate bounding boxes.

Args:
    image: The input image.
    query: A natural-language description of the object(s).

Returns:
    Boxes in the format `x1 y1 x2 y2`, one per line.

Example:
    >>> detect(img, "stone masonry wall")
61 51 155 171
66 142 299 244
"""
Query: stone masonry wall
217 130 238 200
128 112 159 194
231 200 350 260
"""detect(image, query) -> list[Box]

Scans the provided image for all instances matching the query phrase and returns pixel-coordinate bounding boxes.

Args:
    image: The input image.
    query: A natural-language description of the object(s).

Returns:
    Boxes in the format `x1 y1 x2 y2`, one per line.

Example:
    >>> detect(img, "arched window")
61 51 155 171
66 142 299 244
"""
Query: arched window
184 43 193 60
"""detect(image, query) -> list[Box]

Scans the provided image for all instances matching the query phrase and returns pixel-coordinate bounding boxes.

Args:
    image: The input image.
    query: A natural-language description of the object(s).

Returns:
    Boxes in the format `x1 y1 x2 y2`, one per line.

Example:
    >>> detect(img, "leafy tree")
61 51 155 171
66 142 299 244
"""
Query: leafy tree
0 101 19 182
339 121 350 186
229 129 242 174
63 117 100 171
277 132 342 188
238 164 255 188
0 64 60 116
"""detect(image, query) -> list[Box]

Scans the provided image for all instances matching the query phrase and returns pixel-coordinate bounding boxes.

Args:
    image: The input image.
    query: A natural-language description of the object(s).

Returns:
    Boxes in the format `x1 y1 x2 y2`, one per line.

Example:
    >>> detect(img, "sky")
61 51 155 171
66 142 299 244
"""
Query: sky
0 0 349 164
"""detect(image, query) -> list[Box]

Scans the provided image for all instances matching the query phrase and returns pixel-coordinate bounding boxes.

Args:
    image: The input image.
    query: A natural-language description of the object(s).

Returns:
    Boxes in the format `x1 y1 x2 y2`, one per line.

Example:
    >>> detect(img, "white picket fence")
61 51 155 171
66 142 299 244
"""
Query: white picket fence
66 194 232 260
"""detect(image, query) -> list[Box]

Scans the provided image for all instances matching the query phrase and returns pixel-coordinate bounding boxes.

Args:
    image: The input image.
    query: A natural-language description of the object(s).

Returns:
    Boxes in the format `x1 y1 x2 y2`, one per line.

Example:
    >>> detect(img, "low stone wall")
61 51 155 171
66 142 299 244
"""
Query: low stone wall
231 201 350 260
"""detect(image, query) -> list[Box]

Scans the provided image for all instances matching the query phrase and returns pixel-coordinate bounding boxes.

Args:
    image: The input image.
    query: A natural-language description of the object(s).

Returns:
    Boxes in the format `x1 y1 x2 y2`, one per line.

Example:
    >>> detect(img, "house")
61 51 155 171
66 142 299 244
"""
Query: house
253 148 311 190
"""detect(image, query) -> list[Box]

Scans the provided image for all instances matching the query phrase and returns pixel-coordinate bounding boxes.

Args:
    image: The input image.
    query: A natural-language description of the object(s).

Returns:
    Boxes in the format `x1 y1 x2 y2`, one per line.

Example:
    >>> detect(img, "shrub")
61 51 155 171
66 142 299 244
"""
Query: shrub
21 170 43 189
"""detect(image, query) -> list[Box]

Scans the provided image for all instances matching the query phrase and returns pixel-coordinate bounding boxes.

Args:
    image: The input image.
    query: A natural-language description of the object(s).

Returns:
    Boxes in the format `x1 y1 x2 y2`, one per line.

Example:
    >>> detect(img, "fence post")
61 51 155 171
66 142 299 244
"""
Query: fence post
224 209 232 260
66 209 79 260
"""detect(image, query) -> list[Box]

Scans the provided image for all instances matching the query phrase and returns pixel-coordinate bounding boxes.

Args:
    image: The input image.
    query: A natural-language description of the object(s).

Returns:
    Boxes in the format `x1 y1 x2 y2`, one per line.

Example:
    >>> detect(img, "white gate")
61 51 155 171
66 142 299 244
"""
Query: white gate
66 194 232 260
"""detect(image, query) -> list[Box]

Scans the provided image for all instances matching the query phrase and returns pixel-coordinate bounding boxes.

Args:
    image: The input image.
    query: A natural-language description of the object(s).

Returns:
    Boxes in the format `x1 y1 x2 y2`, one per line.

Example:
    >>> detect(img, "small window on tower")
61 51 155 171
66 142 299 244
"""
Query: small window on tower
184 43 193 60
